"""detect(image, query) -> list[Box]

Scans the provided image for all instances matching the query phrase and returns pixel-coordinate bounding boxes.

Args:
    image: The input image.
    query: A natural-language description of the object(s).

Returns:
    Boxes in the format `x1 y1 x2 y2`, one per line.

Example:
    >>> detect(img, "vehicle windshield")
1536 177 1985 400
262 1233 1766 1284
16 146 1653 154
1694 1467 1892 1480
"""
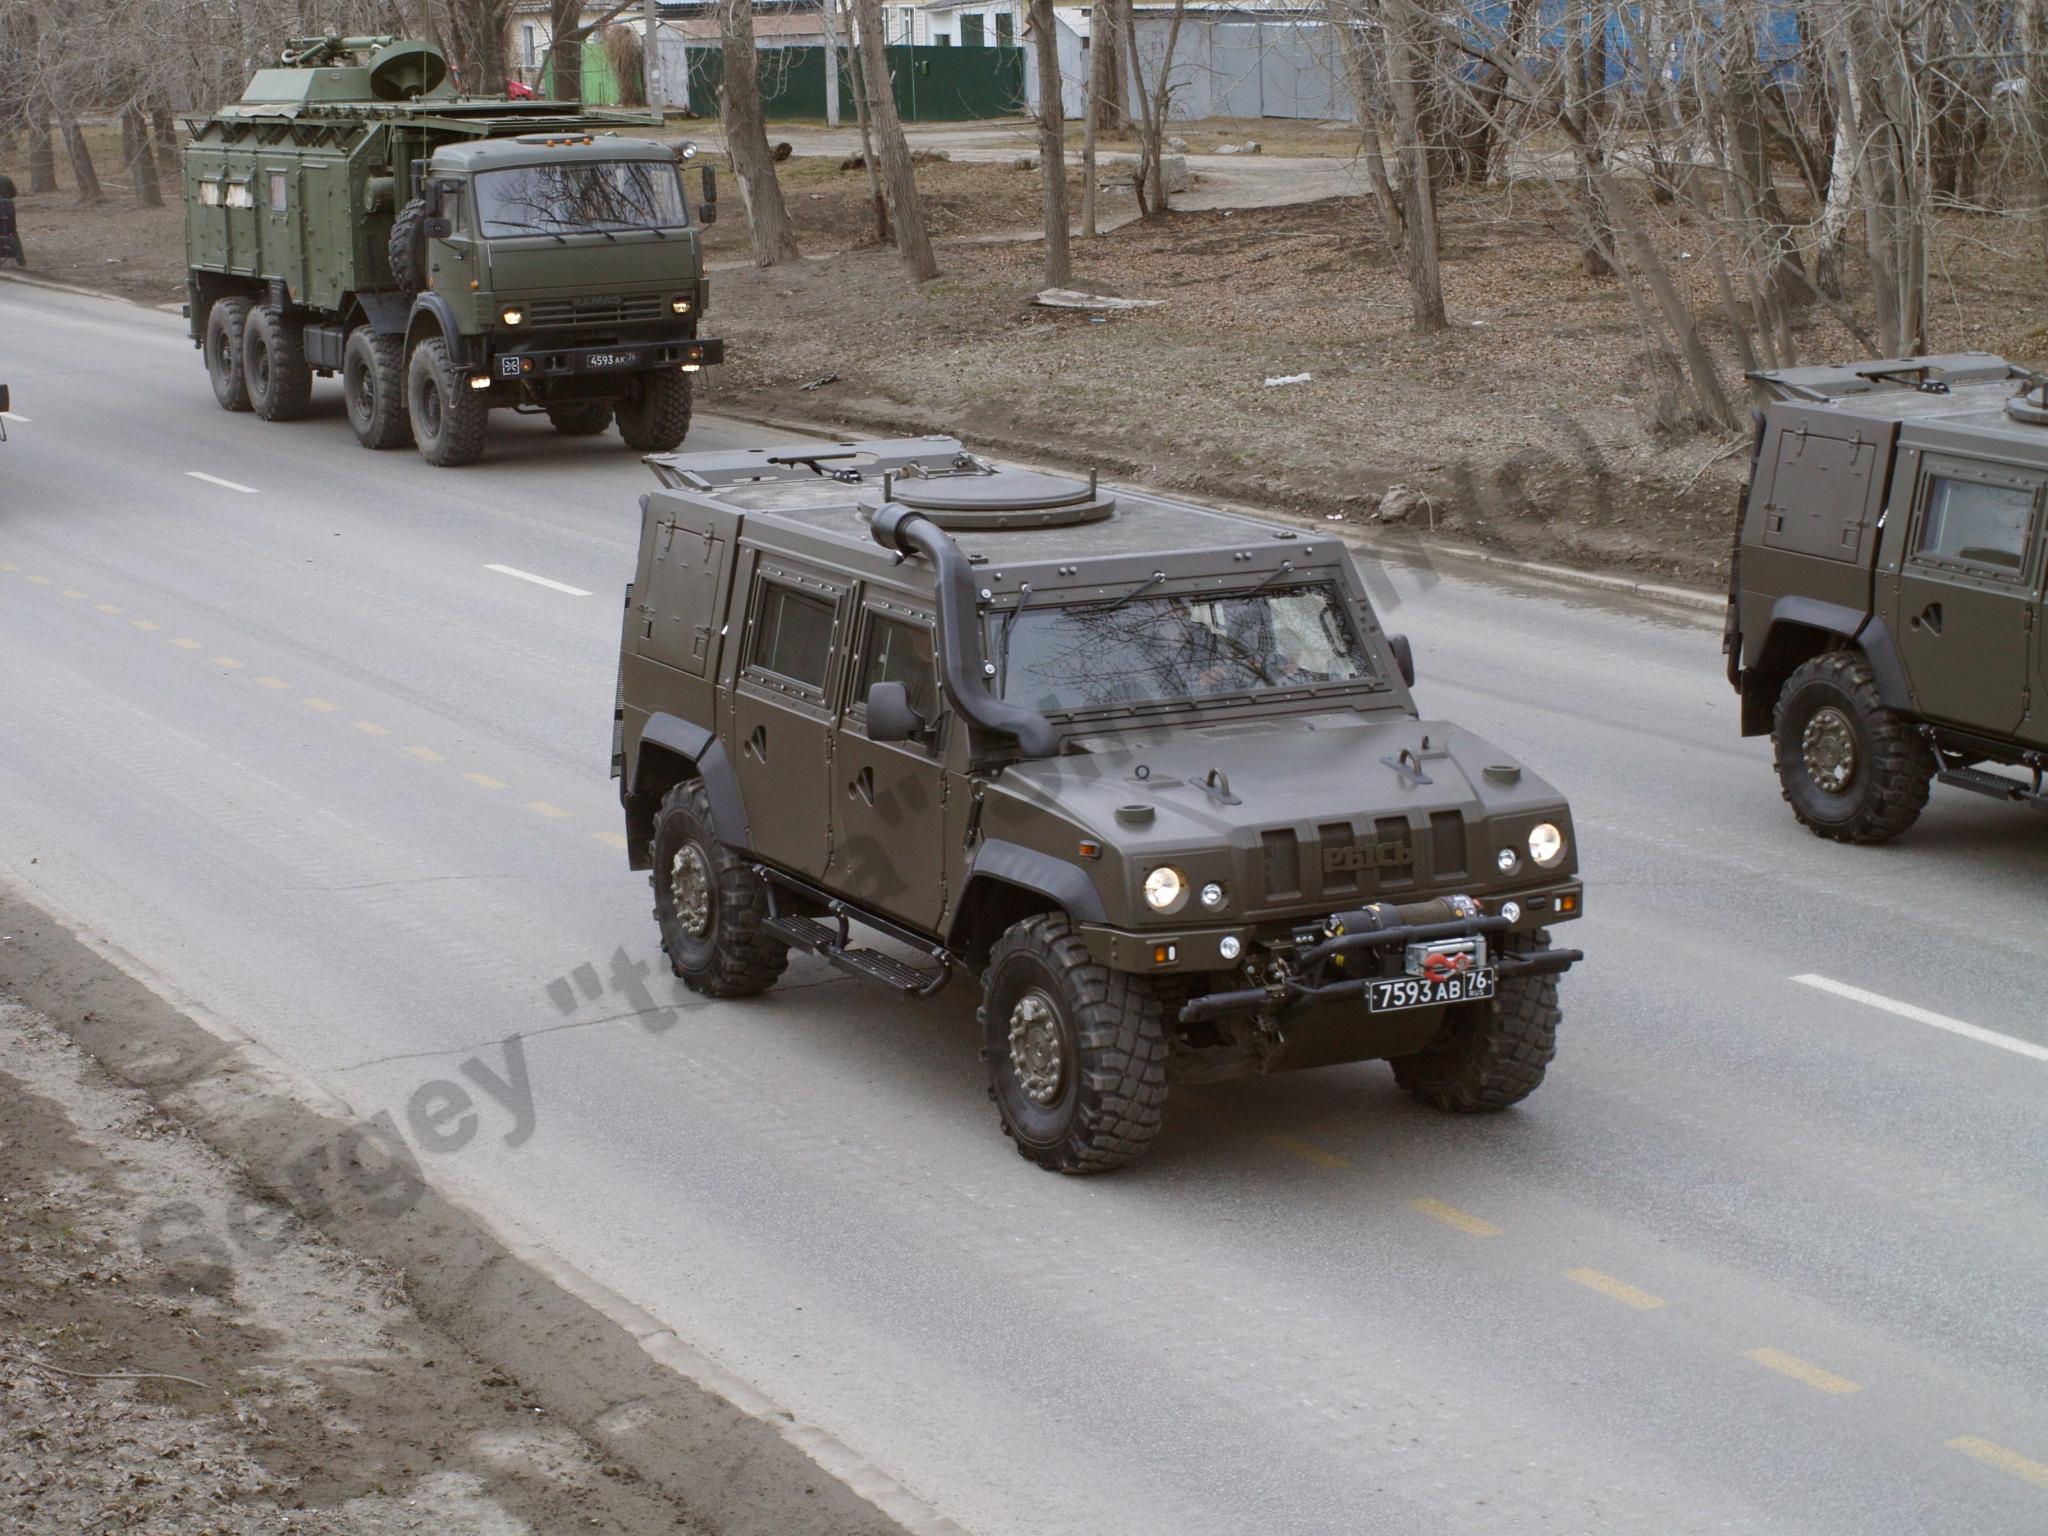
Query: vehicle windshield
996 583 1380 715
474 160 687 237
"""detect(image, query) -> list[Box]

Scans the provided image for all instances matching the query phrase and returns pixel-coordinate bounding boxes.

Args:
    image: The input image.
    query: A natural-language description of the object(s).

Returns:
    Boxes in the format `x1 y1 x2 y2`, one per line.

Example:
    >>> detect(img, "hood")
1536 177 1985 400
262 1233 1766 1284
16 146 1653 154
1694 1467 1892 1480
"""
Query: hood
483 230 700 299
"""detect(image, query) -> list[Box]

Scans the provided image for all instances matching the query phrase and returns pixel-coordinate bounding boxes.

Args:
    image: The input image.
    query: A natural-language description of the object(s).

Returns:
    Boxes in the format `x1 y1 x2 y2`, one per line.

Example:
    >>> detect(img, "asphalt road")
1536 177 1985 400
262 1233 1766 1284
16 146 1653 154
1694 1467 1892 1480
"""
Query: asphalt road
3 281 2045 1536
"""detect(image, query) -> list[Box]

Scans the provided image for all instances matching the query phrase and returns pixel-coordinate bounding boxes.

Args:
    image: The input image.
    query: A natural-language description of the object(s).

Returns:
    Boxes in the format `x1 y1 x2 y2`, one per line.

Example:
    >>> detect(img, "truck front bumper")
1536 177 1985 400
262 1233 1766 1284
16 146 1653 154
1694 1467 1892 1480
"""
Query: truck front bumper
488 336 724 383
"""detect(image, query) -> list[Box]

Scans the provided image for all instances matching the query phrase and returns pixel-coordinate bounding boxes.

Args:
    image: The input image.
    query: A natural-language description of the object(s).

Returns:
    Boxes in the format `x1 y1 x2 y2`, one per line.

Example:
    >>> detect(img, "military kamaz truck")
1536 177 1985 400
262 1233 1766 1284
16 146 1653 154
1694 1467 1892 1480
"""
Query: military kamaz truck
182 36 721 467
1725 354 2048 842
612 439 1585 1173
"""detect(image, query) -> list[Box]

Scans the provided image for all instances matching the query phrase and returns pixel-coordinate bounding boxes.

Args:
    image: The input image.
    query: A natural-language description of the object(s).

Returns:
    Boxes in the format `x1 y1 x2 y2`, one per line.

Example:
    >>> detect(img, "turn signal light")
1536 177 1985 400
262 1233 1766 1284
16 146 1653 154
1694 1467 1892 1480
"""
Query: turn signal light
1557 893 1579 914
1153 944 1177 965
1077 839 1102 859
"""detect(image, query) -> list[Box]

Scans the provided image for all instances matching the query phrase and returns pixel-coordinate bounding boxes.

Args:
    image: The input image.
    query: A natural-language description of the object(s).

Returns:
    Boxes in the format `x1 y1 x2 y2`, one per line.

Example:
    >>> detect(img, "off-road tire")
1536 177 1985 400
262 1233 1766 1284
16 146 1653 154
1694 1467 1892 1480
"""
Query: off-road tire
980 915 1169 1174
615 370 692 452
244 305 313 422
205 298 252 412
1391 932 1560 1113
406 336 489 467
343 328 412 449
388 196 427 293
1772 651 1933 844
547 401 615 436
649 778 787 997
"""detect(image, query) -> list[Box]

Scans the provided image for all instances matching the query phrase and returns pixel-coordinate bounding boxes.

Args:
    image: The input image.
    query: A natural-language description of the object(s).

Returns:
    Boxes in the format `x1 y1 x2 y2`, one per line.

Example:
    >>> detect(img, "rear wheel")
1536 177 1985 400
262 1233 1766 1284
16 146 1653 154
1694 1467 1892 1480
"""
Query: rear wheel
243 305 312 422
1772 651 1933 843
205 298 251 412
406 336 488 467
649 778 787 997
1391 933 1560 1112
546 400 614 436
615 370 692 452
343 328 411 449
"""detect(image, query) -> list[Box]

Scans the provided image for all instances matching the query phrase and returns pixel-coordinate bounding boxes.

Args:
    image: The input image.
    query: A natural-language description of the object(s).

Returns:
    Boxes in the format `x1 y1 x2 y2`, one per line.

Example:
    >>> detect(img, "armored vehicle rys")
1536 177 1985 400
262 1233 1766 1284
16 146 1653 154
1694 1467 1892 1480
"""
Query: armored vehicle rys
1726 354 2048 842
182 36 720 467
612 439 1585 1173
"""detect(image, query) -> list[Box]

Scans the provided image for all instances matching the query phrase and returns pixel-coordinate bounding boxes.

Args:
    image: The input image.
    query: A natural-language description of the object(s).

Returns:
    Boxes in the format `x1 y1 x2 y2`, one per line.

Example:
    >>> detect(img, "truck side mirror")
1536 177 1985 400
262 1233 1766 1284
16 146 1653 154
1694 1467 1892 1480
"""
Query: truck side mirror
423 178 457 239
1388 635 1416 688
697 165 717 225
866 681 926 743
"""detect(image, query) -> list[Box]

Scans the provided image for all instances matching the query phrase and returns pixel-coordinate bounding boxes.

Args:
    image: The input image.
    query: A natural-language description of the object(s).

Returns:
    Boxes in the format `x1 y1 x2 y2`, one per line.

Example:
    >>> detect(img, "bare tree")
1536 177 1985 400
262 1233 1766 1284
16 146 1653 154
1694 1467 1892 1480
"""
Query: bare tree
1122 0 1186 215
851 0 936 279
1028 0 1070 285
838 0 888 241
544 0 637 103
719 0 800 265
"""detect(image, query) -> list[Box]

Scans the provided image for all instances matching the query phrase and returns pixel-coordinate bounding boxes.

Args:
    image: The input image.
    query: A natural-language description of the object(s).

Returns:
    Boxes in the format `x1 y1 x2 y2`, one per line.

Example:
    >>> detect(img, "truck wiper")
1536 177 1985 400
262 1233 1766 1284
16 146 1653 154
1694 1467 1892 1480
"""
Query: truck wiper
493 219 567 244
995 582 1038 688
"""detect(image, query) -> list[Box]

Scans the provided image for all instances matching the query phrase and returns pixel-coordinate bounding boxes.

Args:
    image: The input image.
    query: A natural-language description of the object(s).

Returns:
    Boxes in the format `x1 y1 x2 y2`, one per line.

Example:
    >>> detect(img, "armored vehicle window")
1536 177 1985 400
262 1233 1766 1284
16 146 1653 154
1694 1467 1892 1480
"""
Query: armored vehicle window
858 615 939 723
475 160 687 237
750 582 836 689
1915 472 2038 573
997 582 1377 715
268 171 287 211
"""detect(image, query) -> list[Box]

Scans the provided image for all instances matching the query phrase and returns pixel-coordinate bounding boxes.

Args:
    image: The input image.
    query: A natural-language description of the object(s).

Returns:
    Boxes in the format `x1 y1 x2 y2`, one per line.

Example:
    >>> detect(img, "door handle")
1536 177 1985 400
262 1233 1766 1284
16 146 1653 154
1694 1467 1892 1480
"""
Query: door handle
849 765 875 806
745 724 767 762
1913 602 1944 635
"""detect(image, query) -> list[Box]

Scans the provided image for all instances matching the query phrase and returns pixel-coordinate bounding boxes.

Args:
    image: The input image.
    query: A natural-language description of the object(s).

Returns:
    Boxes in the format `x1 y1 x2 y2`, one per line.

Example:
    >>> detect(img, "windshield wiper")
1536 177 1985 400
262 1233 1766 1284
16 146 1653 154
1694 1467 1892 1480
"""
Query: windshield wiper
1243 559 1295 596
995 582 1038 689
491 219 568 244
1086 570 1165 614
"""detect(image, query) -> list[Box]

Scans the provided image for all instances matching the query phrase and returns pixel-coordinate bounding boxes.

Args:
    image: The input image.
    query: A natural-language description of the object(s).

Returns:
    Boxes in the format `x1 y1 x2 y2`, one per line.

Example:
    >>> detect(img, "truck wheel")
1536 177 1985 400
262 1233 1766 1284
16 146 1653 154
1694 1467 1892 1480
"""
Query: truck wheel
614 371 692 452
980 914 1168 1174
243 306 313 422
649 778 787 997
546 401 614 436
205 298 252 412
406 337 488 467
343 329 412 449
387 197 426 292
1772 652 1933 843
1391 932 1559 1113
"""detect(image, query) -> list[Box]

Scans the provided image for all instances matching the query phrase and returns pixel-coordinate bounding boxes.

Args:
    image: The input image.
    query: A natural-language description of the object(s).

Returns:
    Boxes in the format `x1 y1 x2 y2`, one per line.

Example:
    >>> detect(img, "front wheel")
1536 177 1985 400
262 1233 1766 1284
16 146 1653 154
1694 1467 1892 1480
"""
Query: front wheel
407 337 489 467
1772 651 1933 843
1391 933 1560 1113
614 370 692 452
649 778 787 997
981 915 1168 1174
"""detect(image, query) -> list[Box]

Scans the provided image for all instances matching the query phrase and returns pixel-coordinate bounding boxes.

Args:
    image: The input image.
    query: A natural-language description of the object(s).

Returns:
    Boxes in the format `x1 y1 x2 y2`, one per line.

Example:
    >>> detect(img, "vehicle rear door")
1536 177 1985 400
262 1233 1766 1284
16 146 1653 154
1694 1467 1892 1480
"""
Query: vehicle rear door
730 560 848 878
1893 453 2042 738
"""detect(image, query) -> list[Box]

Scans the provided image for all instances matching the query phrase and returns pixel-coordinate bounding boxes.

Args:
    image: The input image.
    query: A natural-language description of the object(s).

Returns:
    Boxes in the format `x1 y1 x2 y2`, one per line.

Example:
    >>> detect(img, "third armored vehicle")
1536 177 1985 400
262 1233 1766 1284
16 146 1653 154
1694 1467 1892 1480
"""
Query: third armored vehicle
1726 354 2048 841
182 36 720 466
613 439 1584 1173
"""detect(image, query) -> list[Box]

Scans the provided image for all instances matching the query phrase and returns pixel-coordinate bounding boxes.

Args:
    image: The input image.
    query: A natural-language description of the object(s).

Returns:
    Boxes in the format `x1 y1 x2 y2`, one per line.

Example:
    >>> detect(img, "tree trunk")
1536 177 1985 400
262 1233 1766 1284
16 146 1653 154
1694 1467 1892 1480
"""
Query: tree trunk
1384 4 1447 330
1028 0 1071 285
549 0 586 101
2024 0 2048 265
1083 0 1118 235
122 104 164 209
27 112 57 194
852 0 937 279
1585 3 1606 121
60 112 103 204
840 0 889 240
149 102 180 181
1093 0 1129 134
719 0 800 265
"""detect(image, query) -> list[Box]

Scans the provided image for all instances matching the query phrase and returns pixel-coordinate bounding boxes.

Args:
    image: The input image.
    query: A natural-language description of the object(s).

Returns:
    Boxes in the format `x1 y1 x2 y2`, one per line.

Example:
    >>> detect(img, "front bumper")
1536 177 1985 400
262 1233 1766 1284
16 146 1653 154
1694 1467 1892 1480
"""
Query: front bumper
487 335 724 383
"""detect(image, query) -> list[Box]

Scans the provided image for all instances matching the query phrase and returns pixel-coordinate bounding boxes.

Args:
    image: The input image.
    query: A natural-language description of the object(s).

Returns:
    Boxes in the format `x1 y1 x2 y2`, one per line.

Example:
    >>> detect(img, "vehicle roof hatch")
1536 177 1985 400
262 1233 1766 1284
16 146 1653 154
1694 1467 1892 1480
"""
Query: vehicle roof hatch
859 459 1115 531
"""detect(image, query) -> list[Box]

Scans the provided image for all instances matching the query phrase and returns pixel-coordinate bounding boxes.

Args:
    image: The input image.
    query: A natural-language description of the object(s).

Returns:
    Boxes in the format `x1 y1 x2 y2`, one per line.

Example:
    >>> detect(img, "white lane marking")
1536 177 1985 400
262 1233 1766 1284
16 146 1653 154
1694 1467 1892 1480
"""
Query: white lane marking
1 411 28 424
485 563 592 597
186 471 259 494
1794 975 2048 1064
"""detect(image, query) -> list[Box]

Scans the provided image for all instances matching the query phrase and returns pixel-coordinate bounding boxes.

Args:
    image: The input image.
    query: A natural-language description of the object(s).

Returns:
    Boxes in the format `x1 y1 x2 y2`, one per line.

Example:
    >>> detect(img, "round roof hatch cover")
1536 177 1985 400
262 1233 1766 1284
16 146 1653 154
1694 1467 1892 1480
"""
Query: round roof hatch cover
861 467 1115 530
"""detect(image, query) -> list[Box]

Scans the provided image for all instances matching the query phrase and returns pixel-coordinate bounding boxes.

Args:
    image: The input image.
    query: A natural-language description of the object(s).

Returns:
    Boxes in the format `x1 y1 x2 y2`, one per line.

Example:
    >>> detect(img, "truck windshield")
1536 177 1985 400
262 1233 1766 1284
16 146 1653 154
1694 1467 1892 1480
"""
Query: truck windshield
475 160 687 237
996 583 1380 715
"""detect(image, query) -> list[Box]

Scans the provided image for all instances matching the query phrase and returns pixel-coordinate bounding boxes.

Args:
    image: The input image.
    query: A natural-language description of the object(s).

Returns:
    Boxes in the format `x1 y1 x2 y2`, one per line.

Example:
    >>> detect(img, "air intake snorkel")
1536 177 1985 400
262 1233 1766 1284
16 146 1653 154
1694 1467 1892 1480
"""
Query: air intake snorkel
870 501 1060 759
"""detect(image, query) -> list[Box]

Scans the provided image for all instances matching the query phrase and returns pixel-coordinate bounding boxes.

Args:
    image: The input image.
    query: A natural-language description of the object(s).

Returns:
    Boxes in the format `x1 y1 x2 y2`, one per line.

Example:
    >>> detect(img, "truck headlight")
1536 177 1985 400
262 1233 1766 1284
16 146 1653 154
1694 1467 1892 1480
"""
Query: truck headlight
1143 866 1187 913
670 295 693 315
500 305 524 326
1528 823 1566 868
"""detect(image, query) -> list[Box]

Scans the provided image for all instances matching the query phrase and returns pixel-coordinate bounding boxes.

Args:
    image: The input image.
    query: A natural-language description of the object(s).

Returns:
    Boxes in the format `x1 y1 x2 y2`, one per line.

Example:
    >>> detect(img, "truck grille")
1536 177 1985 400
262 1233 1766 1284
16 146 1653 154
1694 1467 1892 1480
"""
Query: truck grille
1257 814 1468 909
526 294 668 329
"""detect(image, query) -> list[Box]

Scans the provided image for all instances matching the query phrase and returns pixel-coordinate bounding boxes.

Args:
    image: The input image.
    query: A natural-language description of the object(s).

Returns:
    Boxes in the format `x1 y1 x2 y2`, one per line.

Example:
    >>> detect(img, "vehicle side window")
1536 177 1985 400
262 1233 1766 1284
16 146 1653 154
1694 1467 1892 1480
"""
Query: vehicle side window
1914 470 2040 575
858 615 940 724
750 581 835 688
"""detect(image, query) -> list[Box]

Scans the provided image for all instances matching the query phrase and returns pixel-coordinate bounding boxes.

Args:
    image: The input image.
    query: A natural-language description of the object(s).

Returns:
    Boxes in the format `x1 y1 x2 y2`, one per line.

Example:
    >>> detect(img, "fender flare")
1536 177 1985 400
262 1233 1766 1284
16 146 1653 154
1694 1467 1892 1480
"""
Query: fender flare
959 840 1107 926
634 713 751 851
404 292 468 368
1762 596 1914 714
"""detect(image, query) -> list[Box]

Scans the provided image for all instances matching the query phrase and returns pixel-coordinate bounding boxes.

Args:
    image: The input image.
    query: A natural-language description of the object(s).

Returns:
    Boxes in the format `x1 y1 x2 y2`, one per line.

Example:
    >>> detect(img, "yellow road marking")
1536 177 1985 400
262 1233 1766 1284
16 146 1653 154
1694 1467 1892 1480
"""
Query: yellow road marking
1409 1198 1501 1237
254 676 288 690
171 637 201 650
406 745 446 763
1745 1348 1861 1396
1947 1437 2048 1490
26 574 50 585
59 588 84 599
303 698 338 713
352 720 391 737
1266 1134 1350 1170
526 800 571 819
591 831 628 850
1564 1268 1666 1310
212 656 244 670
464 772 506 790
96 603 122 615
132 619 160 631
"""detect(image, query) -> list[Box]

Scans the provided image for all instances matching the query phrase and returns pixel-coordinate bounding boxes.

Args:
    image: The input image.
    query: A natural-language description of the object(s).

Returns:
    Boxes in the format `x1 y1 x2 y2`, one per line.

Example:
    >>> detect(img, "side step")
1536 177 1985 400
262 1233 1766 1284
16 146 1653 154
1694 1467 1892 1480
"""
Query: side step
1938 764 2048 809
762 911 953 997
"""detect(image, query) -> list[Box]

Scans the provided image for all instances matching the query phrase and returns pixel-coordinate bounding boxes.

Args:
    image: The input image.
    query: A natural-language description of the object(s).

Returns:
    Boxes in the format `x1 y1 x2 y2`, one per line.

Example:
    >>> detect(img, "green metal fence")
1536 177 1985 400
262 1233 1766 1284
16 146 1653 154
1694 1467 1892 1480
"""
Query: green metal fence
682 44 1025 123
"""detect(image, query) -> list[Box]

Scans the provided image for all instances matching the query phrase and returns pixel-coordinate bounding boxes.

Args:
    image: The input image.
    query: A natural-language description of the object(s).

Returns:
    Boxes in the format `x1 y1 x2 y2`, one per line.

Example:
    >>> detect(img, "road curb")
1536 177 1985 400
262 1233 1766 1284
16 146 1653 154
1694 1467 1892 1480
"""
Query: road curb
0 266 153 307
0 873 966 1536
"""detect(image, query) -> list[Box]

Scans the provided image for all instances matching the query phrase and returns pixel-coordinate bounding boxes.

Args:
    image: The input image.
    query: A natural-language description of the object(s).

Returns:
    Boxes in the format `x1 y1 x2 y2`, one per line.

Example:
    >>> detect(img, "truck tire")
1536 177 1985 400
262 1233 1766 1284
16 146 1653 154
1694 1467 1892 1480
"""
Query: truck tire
343 329 412 449
980 914 1169 1174
406 336 488 467
1772 651 1933 843
1391 932 1559 1113
649 778 788 997
546 401 614 436
205 298 252 412
243 306 313 422
388 197 426 293
614 371 692 452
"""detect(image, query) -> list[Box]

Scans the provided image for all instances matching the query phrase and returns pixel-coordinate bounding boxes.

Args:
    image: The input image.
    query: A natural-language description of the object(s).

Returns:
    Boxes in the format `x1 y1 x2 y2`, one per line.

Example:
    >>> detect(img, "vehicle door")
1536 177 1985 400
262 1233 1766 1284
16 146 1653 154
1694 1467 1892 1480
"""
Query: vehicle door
831 602 951 932
730 561 849 879
422 175 474 294
1893 454 2043 738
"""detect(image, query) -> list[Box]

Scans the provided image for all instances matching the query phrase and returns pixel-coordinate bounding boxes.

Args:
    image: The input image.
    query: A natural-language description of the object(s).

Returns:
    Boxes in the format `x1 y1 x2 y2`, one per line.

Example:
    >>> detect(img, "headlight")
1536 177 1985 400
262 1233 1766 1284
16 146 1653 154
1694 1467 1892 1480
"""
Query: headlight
500 305 524 326
1528 823 1566 868
670 296 693 315
1143 866 1187 913
1199 881 1226 911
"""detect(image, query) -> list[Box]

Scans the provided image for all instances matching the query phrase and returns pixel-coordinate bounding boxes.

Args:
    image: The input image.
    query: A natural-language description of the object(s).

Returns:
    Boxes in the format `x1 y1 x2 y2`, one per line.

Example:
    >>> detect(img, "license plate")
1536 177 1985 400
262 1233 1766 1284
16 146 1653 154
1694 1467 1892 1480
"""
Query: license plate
587 351 639 369
498 355 523 377
1368 968 1496 1013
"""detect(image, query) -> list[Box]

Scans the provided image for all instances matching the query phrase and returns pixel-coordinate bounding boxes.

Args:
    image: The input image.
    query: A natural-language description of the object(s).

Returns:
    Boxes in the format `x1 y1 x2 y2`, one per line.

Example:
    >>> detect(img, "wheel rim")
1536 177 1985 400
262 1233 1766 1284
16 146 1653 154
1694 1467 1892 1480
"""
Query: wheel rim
350 360 374 421
668 842 712 938
1803 705 1858 795
251 335 270 393
213 330 232 377
1007 989 1066 1106
420 375 442 435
